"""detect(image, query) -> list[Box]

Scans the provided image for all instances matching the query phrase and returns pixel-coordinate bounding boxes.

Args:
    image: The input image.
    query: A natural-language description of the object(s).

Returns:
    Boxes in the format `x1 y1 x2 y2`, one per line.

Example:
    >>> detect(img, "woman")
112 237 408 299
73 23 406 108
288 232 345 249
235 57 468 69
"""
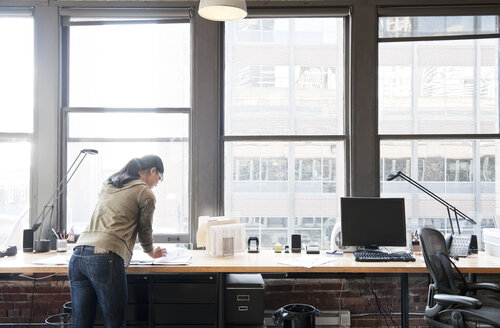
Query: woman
68 155 167 328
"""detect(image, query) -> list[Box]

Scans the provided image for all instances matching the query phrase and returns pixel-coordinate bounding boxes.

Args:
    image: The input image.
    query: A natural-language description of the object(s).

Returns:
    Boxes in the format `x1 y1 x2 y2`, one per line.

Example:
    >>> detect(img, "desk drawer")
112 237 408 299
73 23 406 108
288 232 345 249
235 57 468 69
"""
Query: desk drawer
153 304 217 324
153 283 216 303
95 304 149 324
128 283 149 303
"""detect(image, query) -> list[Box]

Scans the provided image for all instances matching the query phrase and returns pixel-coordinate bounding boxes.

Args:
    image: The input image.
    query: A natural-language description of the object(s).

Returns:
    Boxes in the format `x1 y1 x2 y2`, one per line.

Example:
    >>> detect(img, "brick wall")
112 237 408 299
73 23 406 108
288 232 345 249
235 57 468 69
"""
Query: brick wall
0 274 70 326
0 273 497 327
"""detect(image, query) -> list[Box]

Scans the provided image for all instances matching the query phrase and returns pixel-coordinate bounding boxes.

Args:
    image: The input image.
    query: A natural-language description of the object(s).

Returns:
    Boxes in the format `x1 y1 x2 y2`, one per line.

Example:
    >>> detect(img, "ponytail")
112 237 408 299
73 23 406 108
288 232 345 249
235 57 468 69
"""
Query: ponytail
108 155 164 188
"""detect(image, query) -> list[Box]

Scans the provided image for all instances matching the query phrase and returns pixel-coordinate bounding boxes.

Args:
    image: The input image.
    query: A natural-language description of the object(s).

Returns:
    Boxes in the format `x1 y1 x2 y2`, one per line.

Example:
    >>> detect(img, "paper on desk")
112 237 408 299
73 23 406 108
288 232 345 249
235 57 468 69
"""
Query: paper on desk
130 247 192 265
33 256 70 265
277 256 335 268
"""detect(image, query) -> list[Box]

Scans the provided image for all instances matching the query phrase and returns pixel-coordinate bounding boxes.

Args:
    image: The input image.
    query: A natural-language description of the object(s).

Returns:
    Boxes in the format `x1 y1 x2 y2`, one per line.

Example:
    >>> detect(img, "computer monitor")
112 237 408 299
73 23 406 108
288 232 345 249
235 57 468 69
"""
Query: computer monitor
340 197 407 251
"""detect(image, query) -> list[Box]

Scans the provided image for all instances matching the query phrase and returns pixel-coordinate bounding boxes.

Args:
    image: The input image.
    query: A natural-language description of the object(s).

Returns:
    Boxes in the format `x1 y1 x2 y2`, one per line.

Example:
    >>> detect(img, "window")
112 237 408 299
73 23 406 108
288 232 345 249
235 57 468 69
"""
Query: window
379 9 500 246
224 11 348 249
0 10 33 248
62 9 191 241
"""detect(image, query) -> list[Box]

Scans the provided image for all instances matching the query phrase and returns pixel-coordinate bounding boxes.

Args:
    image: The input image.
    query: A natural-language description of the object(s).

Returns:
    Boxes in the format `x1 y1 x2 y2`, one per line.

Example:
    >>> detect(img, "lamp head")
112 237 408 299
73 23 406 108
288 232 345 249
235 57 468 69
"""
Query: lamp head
81 149 98 155
31 222 42 232
386 171 402 181
198 0 247 21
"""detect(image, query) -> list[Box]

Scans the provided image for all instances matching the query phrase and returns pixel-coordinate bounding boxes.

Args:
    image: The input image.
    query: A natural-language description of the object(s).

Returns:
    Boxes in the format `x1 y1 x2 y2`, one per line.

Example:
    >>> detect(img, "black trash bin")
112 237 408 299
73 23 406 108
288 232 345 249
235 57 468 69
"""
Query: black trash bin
272 304 320 328
45 313 71 327
63 301 72 314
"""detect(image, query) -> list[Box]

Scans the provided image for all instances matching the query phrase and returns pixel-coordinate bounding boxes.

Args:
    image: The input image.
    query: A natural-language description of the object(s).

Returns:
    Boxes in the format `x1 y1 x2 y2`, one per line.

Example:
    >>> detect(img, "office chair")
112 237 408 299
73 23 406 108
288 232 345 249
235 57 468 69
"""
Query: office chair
419 227 500 328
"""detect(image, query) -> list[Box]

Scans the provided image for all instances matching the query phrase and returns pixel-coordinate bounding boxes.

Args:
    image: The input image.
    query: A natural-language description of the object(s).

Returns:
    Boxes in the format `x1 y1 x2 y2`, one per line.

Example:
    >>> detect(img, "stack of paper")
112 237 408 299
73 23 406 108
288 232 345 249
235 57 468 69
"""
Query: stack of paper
33 256 71 265
130 247 192 265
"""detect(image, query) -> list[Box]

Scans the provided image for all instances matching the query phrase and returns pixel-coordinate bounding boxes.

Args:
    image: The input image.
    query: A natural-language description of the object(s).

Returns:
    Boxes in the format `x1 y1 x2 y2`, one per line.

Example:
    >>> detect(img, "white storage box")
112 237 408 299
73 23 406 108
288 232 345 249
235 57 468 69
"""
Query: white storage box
209 223 246 256
483 228 500 258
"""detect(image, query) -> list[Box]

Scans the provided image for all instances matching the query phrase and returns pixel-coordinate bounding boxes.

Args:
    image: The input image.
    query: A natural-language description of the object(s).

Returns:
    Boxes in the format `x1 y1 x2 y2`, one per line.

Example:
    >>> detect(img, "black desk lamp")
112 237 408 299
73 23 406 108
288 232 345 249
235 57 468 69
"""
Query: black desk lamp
386 171 476 246
23 149 98 252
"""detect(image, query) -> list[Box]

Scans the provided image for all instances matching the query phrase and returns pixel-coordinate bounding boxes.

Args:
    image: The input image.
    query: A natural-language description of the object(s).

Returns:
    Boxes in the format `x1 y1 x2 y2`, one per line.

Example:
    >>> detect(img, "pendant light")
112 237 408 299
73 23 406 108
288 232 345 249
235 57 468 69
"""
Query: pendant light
198 0 247 21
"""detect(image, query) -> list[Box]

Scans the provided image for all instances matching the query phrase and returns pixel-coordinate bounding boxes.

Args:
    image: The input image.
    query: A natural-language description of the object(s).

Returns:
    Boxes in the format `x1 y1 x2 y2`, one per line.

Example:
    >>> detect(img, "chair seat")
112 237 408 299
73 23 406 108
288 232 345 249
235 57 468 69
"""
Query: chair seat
450 305 500 327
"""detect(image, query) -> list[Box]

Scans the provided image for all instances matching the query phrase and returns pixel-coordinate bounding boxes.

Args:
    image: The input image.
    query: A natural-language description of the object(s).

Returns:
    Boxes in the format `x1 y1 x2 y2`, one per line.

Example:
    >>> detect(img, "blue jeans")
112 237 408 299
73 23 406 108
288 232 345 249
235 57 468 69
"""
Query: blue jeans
68 246 127 328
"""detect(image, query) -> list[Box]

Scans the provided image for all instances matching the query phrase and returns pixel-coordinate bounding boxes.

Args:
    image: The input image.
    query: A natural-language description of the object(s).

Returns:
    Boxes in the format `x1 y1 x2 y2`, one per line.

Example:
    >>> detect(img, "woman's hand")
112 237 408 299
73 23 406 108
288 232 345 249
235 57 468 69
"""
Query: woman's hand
148 246 167 259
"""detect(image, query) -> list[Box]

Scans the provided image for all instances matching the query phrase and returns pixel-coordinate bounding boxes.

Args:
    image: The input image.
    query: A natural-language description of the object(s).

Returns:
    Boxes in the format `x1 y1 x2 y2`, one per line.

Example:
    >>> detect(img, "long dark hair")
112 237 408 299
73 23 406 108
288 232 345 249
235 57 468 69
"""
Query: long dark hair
108 155 164 188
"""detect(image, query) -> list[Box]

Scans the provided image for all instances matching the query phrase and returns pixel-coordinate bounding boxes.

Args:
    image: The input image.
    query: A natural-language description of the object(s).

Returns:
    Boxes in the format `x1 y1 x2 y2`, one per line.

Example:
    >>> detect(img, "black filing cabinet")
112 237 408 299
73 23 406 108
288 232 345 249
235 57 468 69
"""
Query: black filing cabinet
225 273 265 326
152 273 218 327
94 273 218 328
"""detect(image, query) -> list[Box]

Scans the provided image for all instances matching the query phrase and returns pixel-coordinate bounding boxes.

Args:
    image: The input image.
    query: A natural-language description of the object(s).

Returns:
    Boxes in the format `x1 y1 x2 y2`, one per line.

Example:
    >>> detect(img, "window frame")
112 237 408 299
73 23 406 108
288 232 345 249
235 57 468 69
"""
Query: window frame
221 7 352 248
378 5 500 242
0 7 36 246
60 7 193 243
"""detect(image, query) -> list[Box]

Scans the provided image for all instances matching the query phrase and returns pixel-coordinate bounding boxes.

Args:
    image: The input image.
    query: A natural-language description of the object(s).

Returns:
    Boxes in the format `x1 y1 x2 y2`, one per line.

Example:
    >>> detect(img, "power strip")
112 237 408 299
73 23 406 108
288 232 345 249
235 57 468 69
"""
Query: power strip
264 310 351 327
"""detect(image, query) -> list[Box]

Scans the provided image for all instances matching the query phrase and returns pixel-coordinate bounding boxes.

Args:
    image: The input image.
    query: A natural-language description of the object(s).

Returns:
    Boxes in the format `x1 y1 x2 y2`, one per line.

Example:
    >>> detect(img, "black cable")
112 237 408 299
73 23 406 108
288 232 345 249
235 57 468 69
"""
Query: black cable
29 275 36 325
367 278 392 327
409 277 429 289
18 274 55 326
380 277 399 327
351 312 425 317
352 277 419 328
364 277 400 328
382 277 399 327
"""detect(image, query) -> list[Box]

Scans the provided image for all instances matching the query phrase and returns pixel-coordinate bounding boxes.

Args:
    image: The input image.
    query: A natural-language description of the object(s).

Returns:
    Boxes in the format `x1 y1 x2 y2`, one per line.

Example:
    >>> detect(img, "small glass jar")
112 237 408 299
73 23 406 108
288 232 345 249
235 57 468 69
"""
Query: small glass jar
56 239 68 252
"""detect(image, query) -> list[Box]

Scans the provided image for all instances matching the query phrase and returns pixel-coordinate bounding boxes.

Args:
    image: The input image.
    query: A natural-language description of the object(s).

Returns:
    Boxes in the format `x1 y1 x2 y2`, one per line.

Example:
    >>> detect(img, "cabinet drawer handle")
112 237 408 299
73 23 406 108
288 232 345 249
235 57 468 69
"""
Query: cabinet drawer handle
238 306 248 312
237 295 250 301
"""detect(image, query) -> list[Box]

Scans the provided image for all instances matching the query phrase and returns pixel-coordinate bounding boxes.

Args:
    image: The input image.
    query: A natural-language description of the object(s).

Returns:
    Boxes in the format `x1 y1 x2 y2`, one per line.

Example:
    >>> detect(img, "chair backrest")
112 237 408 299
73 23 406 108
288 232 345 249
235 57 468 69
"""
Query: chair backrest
419 227 462 295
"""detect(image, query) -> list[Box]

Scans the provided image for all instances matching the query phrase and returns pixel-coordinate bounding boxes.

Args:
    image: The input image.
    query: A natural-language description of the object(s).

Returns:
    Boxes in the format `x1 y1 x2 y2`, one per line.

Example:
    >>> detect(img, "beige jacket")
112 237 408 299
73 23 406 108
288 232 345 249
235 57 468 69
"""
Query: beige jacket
76 179 156 267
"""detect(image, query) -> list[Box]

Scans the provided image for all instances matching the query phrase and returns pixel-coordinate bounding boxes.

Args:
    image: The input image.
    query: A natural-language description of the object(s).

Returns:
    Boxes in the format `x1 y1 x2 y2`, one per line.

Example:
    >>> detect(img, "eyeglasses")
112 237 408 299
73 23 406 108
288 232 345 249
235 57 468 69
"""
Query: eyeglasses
158 172 164 182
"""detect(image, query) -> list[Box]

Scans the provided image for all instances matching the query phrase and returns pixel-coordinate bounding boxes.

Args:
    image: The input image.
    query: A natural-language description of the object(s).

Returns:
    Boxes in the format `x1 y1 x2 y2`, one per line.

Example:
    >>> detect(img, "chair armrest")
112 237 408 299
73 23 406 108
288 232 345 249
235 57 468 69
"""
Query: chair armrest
466 282 500 293
434 294 482 309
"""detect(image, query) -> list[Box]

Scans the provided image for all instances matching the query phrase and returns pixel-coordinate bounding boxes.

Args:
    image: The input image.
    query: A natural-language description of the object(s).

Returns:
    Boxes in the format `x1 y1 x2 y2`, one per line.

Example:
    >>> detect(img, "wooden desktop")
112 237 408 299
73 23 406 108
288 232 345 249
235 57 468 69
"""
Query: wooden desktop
1 249 499 275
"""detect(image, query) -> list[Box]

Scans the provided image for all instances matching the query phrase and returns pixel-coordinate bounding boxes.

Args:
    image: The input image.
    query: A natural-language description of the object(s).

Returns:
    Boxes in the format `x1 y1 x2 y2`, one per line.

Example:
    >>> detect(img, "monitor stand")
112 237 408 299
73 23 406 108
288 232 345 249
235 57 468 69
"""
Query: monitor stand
358 246 386 253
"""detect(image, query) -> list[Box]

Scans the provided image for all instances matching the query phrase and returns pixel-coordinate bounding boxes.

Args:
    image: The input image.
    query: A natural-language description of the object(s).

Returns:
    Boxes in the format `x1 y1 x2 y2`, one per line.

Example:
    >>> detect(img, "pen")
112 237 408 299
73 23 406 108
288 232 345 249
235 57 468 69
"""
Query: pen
51 228 60 239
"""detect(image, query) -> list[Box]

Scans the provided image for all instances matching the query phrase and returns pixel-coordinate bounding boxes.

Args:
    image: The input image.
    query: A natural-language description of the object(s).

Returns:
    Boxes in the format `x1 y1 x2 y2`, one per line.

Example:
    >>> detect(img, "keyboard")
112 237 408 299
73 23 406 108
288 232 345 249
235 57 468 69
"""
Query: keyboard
354 250 416 262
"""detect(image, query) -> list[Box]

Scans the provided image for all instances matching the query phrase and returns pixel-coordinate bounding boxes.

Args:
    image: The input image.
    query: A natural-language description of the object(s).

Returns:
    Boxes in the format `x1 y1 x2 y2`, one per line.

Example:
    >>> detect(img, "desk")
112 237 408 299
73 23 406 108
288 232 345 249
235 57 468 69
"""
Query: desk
1 250 500 328
4 250 500 274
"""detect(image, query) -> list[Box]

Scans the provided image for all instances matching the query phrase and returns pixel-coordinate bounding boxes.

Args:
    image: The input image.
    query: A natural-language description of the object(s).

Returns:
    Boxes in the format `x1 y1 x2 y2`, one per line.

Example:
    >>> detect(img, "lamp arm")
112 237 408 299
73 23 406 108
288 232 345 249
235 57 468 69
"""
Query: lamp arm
31 151 84 231
453 208 461 234
31 149 97 232
393 171 476 225
50 153 89 209
446 207 455 235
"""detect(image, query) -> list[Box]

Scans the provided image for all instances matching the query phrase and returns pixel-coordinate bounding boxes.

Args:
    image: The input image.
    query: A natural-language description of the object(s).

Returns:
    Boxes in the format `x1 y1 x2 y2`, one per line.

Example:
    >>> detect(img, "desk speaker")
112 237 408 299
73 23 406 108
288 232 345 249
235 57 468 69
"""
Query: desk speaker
23 229 34 252
291 234 301 253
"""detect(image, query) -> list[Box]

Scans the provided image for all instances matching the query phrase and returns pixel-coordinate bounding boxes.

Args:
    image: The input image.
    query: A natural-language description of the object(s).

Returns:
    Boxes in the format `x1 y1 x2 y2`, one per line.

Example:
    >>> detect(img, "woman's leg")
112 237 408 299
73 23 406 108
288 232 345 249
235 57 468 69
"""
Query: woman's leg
89 252 128 328
68 247 98 328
